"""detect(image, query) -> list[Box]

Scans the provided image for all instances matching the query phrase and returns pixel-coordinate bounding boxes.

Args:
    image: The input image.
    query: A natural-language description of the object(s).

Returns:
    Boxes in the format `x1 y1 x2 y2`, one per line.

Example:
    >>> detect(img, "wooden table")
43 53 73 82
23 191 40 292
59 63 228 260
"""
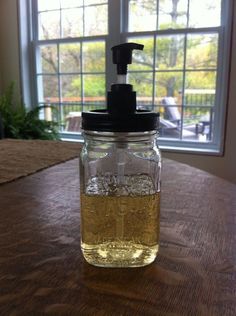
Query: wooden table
0 158 236 315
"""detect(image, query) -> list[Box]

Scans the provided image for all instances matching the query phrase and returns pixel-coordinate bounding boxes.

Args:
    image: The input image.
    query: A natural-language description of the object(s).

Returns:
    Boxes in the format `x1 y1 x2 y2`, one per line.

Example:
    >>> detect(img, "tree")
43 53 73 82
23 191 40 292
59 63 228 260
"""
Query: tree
130 0 186 99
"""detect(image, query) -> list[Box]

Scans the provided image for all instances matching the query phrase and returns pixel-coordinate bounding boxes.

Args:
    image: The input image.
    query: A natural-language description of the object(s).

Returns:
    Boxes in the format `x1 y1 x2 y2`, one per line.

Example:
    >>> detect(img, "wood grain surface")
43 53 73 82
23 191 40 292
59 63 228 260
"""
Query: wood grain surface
0 158 235 315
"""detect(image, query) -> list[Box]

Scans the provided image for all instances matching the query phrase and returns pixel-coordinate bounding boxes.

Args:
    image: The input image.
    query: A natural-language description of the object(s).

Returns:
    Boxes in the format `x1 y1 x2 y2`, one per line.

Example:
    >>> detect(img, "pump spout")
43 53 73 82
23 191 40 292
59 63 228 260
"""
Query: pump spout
111 43 144 75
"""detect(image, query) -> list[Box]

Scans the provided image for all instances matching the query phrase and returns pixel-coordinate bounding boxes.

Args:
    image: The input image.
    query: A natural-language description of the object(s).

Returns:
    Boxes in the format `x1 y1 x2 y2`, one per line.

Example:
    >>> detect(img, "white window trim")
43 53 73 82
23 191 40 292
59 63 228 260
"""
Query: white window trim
18 0 233 155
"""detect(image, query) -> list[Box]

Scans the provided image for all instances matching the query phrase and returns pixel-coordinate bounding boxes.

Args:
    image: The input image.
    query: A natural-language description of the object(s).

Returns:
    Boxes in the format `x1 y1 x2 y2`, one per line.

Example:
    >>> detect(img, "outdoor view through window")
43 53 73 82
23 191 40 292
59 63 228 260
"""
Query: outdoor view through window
34 0 229 150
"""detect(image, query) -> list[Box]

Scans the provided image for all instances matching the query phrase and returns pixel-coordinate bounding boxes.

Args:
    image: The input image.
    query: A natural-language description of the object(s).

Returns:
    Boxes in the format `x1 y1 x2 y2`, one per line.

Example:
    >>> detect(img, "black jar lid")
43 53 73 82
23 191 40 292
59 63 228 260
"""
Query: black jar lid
82 109 159 132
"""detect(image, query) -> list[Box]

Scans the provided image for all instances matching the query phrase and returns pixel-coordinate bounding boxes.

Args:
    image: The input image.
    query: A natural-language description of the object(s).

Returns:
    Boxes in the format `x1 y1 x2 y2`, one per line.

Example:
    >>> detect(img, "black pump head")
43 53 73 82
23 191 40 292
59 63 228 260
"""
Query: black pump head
111 42 144 75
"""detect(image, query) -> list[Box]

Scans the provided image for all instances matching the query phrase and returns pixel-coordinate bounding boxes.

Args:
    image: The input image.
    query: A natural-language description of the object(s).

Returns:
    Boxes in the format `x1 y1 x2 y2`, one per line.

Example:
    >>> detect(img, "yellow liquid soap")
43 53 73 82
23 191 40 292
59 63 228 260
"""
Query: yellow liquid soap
81 187 160 267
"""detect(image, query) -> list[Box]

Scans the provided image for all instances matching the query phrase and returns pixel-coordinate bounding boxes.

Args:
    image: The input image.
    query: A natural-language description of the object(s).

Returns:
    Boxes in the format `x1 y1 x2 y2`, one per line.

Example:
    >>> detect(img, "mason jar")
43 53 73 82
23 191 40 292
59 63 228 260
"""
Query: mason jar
79 130 161 268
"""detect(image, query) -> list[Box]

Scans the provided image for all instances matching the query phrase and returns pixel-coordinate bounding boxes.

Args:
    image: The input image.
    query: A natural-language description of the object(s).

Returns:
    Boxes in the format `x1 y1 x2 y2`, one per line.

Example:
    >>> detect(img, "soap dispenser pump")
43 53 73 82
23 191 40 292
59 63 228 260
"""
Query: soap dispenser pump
107 43 143 116
80 43 161 268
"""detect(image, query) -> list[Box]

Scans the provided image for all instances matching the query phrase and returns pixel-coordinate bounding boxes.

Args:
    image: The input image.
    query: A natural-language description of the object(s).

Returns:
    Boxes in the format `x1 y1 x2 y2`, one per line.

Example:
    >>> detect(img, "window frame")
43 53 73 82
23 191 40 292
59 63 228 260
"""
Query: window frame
18 0 233 154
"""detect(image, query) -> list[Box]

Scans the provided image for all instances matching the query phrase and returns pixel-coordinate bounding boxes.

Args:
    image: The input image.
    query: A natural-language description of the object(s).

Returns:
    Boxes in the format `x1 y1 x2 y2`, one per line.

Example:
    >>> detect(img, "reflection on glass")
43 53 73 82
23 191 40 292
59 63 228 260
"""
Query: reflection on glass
129 0 157 32
183 107 212 141
84 5 108 36
61 75 81 101
60 43 81 73
156 35 184 70
189 0 221 27
156 72 183 100
62 8 83 38
38 75 59 102
82 41 105 72
38 0 60 11
158 0 188 29
39 45 58 73
186 34 218 69
128 72 153 108
39 11 60 40
128 37 154 71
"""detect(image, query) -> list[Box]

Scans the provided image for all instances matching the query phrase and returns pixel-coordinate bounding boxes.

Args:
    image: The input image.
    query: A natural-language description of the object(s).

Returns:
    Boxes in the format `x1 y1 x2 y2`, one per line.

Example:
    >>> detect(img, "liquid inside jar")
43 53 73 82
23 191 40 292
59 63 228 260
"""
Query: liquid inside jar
80 174 160 267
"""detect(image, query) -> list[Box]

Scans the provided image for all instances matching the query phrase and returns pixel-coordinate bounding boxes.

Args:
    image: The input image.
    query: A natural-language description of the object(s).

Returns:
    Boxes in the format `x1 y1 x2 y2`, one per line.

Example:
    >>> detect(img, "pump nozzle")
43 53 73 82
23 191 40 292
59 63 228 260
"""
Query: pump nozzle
111 43 144 75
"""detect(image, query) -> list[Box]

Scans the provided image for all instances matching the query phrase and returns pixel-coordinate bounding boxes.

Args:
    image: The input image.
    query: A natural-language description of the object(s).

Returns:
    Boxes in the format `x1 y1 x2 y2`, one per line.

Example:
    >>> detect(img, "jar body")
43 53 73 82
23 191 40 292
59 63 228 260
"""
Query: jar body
79 131 161 267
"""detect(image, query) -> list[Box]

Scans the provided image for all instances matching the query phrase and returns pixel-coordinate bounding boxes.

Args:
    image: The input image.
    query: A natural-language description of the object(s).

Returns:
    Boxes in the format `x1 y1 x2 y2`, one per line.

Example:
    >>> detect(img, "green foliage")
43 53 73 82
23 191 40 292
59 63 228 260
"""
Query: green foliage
0 83 59 140
83 42 105 73
84 76 105 97
38 0 218 109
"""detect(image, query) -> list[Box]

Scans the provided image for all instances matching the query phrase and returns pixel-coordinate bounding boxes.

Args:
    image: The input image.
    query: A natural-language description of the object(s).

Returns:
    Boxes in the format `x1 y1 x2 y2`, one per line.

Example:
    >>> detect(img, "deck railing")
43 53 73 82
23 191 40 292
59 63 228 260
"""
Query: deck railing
42 93 214 140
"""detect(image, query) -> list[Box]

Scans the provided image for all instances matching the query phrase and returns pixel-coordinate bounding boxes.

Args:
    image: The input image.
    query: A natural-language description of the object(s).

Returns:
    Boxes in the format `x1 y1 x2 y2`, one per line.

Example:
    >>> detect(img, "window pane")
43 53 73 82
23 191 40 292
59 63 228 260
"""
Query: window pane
61 8 83 38
83 75 105 102
129 0 157 32
189 0 221 27
63 104 82 132
156 35 185 70
38 75 59 103
156 72 183 100
39 45 58 73
159 108 182 139
129 72 153 108
38 0 60 11
128 37 154 71
83 73 106 111
60 0 83 9
183 107 213 141
82 41 105 72
184 89 215 107
158 0 188 30
185 71 216 92
60 43 81 73
63 103 82 114
61 75 81 101
84 5 108 36
39 11 60 40
186 34 218 70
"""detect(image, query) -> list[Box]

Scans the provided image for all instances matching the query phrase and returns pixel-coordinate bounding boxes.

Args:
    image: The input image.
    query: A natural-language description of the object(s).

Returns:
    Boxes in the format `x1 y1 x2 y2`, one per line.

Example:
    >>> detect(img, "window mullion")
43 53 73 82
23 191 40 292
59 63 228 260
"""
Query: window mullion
180 33 188 140
152 36 157 111
57 43 63 130
156 0 159 30
82 0 85 37
35 45 41 105
121 0 129 34
35 35 107 46
187 0 190 28
80 43 84 112
123 26 221 37
106 0 123 91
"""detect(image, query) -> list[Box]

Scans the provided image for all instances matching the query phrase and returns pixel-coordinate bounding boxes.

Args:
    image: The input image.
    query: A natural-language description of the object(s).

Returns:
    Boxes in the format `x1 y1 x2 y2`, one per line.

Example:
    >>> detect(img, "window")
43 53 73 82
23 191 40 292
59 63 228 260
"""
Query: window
20 0 232 153
32 0 107 133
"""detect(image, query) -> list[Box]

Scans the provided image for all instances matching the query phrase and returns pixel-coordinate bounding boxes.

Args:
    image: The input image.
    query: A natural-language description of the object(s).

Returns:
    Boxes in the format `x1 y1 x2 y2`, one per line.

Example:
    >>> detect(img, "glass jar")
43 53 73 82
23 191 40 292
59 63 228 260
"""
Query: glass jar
79 130 161 268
